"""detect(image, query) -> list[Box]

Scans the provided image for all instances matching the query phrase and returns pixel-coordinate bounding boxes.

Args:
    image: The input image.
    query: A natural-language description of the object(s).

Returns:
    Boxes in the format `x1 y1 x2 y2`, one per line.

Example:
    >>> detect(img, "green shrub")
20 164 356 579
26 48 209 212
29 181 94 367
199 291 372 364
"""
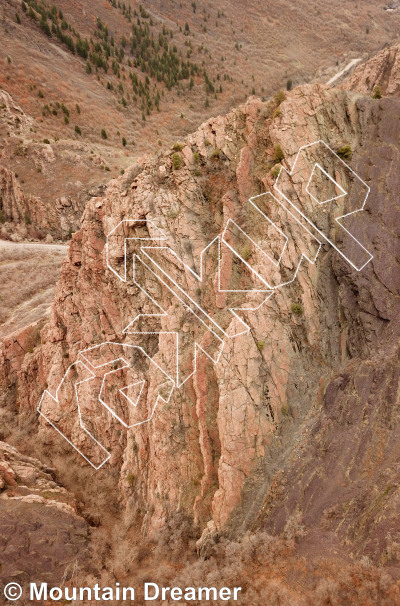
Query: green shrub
101 128 107 139
273 108 281 119
211 148 220 159
270 164 281 179
0 211 5 224
273 143 284 163
274 89 285 106
256 340 265 351
291 302 303 315
167 208 179 218
173 142 183 151
43 138 50 144
372 85 382 99
38 89 44 98
240 244 252 261
337 145 352 160
286 79 292 91
281 404 290 416
172 152 182 170
74 125 82 135
24 213 31 225
193 151 200 164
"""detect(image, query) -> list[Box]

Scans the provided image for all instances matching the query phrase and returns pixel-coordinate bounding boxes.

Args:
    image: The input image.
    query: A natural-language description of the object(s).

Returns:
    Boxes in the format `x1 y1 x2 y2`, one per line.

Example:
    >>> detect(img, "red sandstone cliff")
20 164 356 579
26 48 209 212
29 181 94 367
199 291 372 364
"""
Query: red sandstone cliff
1 60 400 603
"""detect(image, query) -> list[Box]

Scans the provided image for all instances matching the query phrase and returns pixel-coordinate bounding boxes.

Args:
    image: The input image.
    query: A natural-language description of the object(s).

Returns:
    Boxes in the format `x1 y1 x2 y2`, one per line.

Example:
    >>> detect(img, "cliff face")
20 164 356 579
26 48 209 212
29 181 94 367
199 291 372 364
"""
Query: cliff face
0 163 84 240
342 42 400 98
1 77 399 591
0 166 49 232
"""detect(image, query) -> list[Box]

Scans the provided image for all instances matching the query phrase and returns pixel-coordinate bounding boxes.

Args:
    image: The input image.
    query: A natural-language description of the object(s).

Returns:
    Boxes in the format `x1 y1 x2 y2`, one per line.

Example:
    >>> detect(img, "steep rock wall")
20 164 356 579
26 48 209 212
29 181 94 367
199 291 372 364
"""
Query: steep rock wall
1 84 399 559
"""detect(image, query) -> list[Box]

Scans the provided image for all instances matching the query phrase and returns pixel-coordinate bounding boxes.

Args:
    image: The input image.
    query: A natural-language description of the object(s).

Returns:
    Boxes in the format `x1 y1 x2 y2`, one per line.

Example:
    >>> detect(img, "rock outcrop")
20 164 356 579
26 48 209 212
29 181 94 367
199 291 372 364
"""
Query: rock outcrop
0 441 89 590
0 165 83 239
341 42 400 98
0 166 49 232
0 76 399 594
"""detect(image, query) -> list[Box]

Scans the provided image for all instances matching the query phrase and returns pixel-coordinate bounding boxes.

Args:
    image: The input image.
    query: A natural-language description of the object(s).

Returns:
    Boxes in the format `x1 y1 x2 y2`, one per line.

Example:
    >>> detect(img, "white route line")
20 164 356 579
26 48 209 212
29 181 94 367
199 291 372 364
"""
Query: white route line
222 192 322 290
106 219 168 282
274 140 373 271
39 139 374 467
305 162 347 205
37 360 111 470
37 344 174 469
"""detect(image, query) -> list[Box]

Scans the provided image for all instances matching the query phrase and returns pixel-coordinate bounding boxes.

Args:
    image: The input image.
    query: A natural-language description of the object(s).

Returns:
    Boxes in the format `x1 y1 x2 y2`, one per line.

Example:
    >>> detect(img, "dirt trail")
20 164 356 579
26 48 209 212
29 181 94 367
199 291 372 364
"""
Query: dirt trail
327 58 362 86
0 240 69 253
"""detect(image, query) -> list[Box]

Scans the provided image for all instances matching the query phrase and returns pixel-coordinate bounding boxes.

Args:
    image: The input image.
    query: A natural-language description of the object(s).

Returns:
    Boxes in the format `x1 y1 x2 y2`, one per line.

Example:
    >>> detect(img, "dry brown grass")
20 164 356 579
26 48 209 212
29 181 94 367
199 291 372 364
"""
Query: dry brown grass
0 242 66 337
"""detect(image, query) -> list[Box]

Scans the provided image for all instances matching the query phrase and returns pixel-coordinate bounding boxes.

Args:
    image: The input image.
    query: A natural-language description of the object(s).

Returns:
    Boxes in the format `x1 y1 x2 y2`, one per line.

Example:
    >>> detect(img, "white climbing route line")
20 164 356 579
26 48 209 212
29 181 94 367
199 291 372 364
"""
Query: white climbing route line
38 140 373 467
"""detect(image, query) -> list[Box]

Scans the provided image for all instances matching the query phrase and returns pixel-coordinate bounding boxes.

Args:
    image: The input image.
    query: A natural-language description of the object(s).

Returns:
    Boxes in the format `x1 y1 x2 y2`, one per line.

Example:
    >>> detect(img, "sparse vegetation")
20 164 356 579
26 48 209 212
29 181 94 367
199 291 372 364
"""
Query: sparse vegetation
372 85 382 99
101 128 108 140
336 144 352 160
273 143 284 163
271 164 282 179
74 125 82 135
291 302 303 315
240 244 252 261
274 89 286 106
0 245 66 337
172 152 182 170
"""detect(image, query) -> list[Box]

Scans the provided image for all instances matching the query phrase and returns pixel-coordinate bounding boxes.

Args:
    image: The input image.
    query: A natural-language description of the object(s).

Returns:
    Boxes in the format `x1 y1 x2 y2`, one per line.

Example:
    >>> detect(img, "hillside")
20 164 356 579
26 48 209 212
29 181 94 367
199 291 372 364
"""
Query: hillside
1 0 400 240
